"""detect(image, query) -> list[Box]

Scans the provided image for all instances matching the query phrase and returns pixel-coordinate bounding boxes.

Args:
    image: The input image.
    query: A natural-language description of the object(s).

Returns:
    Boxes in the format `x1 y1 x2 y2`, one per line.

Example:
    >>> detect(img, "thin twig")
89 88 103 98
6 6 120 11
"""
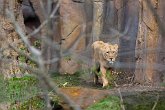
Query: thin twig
152 94 159 110
6 1 81 109
27 0 61 38
20 64 81 110
117 88 125 110
115 82 125 110
27 20 47 38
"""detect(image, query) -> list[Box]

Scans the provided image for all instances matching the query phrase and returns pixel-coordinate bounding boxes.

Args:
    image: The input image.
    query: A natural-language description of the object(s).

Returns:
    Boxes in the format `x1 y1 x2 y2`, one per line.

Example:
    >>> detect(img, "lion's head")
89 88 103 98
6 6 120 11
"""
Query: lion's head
102 44 118 64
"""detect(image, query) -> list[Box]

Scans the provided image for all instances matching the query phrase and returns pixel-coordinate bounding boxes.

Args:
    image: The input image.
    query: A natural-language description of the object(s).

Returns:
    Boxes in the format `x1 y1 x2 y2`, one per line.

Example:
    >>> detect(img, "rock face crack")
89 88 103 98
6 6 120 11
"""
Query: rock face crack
72 0 85 3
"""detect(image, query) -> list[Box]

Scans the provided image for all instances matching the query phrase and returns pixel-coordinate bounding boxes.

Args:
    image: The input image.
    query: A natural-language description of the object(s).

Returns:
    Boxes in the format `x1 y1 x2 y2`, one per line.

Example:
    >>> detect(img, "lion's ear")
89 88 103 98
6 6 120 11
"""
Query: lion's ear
114 44 118 49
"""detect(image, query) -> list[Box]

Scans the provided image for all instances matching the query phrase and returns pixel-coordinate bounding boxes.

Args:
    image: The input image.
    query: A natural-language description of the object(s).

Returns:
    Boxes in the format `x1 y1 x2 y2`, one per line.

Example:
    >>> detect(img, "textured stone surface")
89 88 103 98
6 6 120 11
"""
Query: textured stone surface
157 0 165 83
92 0 104 41
0 0 26 78
135 0 159 84
59 0 86 74
7 0 163 83
30 0 87 74
59 57 81 74
0 16 25 78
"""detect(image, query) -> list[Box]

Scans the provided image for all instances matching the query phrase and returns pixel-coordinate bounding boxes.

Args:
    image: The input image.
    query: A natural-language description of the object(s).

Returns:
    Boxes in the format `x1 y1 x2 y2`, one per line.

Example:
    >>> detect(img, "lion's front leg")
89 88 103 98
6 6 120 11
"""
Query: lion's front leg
100 66 108 87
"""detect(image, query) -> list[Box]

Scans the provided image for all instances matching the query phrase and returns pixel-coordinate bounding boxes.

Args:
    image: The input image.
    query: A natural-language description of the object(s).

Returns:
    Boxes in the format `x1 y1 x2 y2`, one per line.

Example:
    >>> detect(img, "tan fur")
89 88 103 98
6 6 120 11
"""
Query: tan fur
92 41 118 87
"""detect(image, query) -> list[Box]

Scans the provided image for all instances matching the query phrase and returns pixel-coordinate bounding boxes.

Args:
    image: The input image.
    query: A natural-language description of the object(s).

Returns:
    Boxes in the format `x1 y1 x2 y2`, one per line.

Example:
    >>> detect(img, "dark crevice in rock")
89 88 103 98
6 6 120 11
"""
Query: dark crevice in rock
72 0 85 3
21 0 40 29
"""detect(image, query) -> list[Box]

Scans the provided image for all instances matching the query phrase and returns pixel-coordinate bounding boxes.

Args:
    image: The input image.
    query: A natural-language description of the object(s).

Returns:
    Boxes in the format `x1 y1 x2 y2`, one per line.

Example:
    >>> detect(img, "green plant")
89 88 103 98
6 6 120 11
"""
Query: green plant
9 96 45 110
18 55 26 62
86 96 121 110
106 70 117 87
64 55 72 61
7 75 40 103
53 73 81 87
34 40 41 49
123 92 165 110
91 66 117 87
7 75 46 110
91 64 101 77
0 75 8 102
0 75 47 110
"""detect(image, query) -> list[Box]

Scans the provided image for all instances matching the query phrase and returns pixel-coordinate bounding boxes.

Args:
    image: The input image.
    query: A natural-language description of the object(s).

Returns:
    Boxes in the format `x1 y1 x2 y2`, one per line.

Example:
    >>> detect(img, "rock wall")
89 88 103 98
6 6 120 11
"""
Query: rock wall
117 0 139 73
135 0 160 85
30 0 87 74
59 0 87 74
21 0 165 84
0 0 26 78
157 0 165 83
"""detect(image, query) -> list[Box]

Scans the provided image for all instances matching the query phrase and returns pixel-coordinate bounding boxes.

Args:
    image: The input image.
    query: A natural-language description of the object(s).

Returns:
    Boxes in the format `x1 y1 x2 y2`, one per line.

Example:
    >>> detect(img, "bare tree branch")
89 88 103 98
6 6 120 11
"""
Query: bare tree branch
152 94 159 110
5 1 82 109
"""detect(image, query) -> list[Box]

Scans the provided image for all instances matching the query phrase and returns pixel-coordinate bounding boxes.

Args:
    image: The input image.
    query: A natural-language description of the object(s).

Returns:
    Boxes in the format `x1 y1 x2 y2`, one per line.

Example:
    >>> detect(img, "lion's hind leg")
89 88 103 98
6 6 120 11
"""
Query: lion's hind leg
92 63 100 85
94 73 99 85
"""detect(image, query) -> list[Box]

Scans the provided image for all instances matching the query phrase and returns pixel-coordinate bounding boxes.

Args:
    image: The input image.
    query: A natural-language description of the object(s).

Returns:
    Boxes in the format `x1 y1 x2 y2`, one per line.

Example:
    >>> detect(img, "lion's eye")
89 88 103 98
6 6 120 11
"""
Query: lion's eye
106 52 109 53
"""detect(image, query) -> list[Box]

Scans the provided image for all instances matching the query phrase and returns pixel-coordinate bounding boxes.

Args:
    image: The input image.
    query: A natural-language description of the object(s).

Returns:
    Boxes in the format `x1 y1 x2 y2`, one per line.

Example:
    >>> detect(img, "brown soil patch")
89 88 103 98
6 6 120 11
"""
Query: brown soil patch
60 87 110 109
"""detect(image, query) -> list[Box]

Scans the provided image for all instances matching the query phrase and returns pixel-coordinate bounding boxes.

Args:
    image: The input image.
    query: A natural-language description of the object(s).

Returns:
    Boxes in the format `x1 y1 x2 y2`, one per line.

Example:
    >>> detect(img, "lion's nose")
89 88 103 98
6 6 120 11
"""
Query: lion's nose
110 58 113 61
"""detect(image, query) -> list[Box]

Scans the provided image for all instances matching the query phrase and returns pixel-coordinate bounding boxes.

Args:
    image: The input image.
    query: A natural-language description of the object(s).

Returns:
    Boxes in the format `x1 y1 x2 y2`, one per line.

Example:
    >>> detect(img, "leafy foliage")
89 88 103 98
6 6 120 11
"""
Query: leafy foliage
33 40 41 49
9 96 45 110
0 75 46 110
106 70 117 87
0 75 8 102
86 96 121 110
7 75 40 103
52 72 81 87
123 92 165 110
91 65 118 88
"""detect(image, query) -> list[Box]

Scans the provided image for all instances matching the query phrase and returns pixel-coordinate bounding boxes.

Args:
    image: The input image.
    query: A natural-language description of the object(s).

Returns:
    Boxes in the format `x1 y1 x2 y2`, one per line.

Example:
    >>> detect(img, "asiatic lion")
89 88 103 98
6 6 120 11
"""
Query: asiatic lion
92 41 118 87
